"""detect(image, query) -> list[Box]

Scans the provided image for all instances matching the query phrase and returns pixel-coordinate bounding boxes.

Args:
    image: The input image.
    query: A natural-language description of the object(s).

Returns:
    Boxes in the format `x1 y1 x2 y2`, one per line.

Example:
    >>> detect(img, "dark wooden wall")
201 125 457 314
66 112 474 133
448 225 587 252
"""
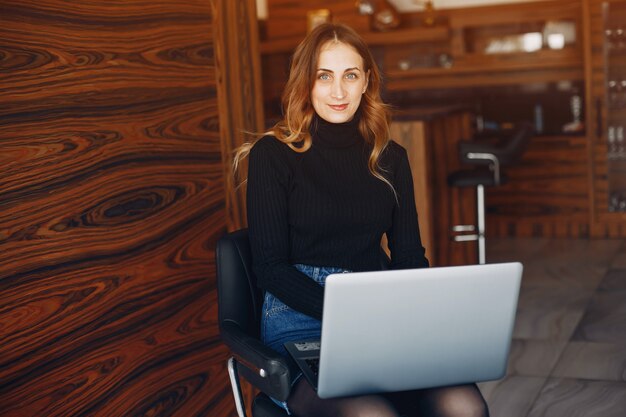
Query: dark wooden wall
0 0 259 415
486 134 590 238
583 0 626 237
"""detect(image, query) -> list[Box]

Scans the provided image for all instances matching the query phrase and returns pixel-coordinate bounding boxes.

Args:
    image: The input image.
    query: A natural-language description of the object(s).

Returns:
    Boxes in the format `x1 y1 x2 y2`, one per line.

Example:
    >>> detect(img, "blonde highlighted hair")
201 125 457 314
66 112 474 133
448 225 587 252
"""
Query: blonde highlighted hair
234 23 393 192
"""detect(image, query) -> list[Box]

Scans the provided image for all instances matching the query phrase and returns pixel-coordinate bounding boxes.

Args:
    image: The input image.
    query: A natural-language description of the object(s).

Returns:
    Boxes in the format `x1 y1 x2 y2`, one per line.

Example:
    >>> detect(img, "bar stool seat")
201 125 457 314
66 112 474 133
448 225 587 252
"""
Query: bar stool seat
448 169 508 188
447 122 533 264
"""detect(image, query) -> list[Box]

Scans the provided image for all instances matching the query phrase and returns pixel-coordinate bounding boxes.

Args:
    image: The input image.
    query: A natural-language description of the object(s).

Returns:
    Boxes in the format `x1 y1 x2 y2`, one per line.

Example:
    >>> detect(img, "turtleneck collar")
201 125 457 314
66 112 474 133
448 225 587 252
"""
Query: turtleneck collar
310 111 362 149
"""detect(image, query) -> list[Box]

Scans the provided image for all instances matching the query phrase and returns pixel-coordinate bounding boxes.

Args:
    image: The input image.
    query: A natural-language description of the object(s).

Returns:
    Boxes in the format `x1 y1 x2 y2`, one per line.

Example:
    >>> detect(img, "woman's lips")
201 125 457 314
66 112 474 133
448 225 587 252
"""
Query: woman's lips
328 104 348 111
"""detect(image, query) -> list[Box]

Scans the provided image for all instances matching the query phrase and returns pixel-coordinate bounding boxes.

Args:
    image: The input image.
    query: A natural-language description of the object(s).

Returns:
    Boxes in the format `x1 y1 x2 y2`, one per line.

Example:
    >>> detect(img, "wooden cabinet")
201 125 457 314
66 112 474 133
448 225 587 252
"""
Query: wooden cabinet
383 0 583 91
584 0 626 236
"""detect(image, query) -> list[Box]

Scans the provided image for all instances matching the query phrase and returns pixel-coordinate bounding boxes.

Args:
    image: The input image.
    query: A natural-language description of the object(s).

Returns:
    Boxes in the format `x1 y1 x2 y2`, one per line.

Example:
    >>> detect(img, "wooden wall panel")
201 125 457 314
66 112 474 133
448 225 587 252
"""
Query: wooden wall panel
486 135 590 237
583 0 626 236
214 0 265 414
0 1 244 415
215 0 265 232
265 0 369 40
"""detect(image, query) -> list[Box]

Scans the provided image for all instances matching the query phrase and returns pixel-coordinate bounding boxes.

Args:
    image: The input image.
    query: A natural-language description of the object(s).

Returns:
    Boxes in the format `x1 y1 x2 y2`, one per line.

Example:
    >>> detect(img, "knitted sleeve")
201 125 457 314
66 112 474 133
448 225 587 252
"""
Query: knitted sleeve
385 142 430 269
247 136 325 320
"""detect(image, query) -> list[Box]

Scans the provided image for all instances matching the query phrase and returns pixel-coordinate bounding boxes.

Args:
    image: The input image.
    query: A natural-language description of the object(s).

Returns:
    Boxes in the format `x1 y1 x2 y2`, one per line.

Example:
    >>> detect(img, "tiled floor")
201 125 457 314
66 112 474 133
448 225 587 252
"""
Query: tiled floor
478 238 626 417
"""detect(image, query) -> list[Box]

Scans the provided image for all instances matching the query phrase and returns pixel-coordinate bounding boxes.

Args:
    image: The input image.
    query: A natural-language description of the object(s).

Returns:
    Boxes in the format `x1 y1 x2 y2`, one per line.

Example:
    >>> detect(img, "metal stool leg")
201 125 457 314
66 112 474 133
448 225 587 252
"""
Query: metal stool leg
476 184 486 264
228 357 248 417
451 184 487 264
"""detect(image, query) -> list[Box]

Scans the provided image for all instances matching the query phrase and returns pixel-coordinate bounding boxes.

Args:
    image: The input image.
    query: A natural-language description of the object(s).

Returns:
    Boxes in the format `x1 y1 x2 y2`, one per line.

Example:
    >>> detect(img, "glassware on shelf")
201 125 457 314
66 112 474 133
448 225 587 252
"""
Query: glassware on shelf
605 26 626 50
603 2 626 215
563 94 583 133
609 192 626 212
617 125 625 157
607 79 626 108
608 126 616 158
613 27 625 50
607 125 625 158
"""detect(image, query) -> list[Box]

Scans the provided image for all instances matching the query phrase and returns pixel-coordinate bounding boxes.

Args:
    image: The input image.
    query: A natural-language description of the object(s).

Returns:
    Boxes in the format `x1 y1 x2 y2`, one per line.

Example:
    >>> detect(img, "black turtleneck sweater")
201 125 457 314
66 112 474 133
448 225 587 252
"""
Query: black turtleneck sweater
247 115 429 320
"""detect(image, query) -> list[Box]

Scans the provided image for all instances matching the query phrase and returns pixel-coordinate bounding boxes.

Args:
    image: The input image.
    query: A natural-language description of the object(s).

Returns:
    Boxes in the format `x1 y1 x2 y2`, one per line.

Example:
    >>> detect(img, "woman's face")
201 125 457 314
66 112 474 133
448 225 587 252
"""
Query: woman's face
311 41 369 124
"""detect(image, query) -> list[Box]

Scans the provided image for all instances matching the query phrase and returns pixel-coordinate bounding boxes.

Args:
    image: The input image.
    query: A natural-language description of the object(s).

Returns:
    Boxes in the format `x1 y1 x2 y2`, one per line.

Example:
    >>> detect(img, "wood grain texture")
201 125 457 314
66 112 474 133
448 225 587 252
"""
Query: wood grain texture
430 112 478 266
0 1 236 415
486 135 591 238
389 121 435 263
583 0 626 237
214 0 265 414
391 112 477 266
215 0 265 232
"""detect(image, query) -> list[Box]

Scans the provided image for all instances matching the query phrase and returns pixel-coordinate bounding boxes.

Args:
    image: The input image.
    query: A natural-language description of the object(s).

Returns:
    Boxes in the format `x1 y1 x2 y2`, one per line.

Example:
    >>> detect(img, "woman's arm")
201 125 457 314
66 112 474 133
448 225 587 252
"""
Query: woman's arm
386 143 430 269
247 137 324 320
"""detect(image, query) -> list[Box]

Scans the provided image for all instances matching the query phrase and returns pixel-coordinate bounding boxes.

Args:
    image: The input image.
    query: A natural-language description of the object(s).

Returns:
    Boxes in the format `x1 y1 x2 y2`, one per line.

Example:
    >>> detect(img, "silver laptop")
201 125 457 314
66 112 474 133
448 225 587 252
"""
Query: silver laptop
285 262 523 399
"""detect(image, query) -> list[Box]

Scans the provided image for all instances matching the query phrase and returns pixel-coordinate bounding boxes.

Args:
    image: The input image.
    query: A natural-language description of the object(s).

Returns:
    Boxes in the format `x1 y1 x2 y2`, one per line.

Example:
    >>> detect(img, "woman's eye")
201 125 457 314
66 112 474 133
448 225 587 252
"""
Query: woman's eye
345 73 358 80
318 73 331 80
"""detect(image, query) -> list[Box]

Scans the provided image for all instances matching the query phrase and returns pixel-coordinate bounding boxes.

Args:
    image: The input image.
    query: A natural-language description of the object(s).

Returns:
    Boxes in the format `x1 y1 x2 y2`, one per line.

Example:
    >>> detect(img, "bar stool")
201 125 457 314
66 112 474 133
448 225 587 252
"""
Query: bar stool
447 122 534 264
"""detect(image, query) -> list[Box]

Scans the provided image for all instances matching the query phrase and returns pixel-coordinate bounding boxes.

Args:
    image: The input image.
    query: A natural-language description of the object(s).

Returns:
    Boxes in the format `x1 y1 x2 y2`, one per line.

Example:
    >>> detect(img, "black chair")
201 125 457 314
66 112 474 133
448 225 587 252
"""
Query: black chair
447 122 534 264
217 228 291 417
217 228 390 417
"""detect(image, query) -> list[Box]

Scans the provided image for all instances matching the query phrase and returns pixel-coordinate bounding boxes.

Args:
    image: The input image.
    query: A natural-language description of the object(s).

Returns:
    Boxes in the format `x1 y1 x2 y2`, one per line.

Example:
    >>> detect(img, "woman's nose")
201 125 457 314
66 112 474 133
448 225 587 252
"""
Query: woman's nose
330 79 346 99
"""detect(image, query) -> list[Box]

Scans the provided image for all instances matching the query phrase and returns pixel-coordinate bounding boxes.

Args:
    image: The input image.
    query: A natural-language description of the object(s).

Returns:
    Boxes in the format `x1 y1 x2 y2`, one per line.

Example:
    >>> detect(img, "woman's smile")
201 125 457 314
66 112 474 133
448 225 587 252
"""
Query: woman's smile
328 103 349 111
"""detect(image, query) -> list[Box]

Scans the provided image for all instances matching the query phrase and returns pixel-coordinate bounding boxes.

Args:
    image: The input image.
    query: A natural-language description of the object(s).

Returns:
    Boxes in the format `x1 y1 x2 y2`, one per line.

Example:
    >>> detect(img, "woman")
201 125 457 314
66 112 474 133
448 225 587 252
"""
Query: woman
236 23 489 417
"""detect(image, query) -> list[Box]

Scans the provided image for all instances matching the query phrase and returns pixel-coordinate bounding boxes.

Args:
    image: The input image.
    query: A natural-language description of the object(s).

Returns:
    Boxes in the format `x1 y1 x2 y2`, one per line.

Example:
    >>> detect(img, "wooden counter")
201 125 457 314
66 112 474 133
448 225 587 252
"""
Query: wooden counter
390 106 477 266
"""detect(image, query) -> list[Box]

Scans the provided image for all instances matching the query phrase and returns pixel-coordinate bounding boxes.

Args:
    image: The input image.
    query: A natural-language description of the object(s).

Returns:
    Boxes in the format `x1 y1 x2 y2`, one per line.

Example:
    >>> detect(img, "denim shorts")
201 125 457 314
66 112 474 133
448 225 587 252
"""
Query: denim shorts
261 263 350 414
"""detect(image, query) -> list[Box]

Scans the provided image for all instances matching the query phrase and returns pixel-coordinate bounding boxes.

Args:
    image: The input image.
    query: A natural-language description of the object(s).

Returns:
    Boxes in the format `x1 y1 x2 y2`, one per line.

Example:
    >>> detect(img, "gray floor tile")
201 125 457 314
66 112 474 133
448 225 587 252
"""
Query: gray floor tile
507 339 568 377
478 376 548 417
478 376 547 417
526 378 626 417
599 269 626 291
516 286 592 311
552 341 626 382
519 263 607 291
609 242 626 268
487 238 550 264
529 239 623 266
513 286 590 341
513 307 586 341
484 238 626 416
571 291 626 344
610 255 626 269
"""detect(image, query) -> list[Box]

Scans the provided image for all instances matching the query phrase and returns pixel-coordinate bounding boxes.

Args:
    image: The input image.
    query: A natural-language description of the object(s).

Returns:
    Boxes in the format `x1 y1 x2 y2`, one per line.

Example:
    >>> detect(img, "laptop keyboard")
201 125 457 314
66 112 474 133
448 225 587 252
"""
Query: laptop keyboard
305 358 320 376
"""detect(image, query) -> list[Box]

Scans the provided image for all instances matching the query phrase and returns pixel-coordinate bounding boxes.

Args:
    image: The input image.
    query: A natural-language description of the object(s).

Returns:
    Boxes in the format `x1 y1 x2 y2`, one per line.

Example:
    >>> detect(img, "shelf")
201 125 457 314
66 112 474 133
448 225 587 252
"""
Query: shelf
387 49 581 77
260 25 449 55
386 69 583 90
384 49 583 90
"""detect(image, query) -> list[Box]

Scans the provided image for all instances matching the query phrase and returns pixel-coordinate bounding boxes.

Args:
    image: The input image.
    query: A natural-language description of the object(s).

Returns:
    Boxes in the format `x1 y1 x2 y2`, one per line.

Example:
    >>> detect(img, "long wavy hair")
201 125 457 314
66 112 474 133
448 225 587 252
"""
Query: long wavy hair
234 23 393 191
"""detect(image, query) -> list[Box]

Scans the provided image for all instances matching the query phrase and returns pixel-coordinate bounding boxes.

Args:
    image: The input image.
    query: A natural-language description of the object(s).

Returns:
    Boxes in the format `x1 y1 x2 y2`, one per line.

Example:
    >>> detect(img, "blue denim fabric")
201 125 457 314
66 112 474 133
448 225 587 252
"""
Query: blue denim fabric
261 263 350 414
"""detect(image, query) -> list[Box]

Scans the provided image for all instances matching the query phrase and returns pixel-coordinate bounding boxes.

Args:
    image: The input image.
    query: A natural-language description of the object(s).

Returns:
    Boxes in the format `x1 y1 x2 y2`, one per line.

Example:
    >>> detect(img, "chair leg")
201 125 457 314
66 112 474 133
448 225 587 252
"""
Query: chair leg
227 357 248 417
476 184 486 264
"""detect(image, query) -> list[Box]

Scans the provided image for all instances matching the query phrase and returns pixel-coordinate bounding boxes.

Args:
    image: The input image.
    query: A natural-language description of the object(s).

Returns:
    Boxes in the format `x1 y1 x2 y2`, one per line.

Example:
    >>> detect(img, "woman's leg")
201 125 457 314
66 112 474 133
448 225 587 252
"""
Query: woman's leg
386 384 489 417
287 378 401 417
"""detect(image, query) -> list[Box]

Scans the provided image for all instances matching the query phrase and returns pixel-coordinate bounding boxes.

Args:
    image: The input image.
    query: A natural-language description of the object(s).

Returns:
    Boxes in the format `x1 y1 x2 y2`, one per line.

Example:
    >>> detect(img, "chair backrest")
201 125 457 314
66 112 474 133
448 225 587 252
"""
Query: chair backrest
460 122 534 167
496 122 534 165
216 228 263 338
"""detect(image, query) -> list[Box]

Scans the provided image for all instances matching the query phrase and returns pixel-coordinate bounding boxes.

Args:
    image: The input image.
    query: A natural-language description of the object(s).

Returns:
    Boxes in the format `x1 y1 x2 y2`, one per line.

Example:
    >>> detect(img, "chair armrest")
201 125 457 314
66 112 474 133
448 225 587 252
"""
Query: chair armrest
220 320 292 401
